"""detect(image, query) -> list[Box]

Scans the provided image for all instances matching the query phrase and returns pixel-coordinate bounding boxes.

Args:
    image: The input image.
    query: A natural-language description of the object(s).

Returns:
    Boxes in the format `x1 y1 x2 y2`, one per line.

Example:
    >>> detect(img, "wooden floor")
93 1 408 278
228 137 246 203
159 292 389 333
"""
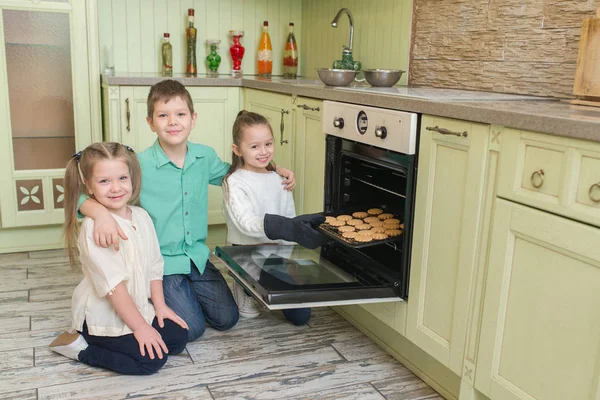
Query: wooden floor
0 249 443 400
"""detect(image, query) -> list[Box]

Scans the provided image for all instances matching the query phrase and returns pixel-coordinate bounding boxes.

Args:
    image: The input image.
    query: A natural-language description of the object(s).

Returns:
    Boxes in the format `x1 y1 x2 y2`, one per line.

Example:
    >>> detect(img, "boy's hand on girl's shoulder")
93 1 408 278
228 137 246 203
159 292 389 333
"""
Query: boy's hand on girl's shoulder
155 304 189 330
94 212 128 251
133 324 168 360
275 166 296 191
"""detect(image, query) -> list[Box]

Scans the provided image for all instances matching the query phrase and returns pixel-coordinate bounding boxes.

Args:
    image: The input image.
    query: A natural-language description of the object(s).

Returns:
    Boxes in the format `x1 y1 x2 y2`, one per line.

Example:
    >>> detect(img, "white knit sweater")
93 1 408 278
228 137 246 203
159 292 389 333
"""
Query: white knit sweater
223 169 296 245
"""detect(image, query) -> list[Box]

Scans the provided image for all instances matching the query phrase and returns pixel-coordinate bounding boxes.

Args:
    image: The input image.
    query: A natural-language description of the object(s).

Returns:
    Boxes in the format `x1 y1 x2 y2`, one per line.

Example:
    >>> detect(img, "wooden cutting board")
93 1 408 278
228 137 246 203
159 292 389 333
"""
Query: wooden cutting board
573 8 600 105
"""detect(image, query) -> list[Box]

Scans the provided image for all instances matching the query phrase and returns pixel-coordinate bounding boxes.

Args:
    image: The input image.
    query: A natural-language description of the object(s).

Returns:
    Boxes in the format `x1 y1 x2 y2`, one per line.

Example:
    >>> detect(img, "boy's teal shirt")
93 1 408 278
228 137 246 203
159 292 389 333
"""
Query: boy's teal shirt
79 140 230 275
139 140 229 275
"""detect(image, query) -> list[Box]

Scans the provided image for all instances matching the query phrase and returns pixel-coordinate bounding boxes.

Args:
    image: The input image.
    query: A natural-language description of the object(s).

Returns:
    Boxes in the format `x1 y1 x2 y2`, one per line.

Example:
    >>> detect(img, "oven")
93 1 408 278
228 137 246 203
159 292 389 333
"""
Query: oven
215 100 419 310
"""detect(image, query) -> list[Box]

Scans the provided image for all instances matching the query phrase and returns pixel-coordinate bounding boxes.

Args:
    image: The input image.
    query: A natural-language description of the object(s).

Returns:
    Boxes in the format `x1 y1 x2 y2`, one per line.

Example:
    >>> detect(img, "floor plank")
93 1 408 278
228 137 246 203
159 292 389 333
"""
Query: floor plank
0 348 34 370
37 346 343 399
286 382 386 400
372 375 446 400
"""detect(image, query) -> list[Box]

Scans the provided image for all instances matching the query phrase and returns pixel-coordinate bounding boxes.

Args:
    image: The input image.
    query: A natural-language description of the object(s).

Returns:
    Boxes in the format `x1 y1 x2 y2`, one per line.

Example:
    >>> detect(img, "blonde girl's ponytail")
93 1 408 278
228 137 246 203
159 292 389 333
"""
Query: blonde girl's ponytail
63 156 85 270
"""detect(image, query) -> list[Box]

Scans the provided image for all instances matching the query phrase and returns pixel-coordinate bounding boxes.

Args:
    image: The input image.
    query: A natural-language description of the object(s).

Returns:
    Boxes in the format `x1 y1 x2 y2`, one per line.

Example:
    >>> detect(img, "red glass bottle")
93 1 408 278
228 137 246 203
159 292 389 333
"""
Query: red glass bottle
229 30 245 77
283 23 298 78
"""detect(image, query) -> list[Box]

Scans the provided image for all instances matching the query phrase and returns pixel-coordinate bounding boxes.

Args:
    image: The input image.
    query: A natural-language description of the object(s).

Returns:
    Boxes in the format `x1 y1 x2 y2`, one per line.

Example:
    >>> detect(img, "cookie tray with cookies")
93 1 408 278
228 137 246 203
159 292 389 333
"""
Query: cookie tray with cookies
319 208 404 249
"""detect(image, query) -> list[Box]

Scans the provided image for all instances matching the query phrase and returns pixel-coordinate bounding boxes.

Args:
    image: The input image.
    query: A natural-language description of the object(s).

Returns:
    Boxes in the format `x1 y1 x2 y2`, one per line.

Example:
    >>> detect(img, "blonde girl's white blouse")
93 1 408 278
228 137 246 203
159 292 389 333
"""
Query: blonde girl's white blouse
71 206 164 337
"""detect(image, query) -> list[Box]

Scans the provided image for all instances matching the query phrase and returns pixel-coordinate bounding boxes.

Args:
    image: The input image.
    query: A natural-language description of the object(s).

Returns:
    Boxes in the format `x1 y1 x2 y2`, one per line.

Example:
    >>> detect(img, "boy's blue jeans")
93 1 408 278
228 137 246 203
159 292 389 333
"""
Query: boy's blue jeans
162 260 239 341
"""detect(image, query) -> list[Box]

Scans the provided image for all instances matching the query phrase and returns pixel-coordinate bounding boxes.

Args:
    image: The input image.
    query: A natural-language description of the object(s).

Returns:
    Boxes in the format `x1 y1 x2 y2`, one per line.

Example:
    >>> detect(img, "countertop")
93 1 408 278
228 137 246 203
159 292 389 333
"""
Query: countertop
102 74 600 143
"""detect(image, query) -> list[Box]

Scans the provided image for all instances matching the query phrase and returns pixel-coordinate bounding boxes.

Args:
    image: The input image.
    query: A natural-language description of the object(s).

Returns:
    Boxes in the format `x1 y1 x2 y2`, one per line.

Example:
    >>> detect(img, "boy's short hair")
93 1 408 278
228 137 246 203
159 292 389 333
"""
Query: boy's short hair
147 79 195 118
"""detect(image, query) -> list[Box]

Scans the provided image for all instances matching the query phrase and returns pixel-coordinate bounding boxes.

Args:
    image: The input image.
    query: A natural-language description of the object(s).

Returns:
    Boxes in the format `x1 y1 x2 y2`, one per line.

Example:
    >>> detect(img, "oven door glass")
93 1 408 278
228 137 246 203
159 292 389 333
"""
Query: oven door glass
215 244 402 310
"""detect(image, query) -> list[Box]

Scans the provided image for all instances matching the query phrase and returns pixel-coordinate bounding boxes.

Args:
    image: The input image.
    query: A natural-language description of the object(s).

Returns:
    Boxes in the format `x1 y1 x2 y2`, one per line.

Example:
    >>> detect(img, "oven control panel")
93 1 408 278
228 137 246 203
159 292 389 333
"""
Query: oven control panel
323 101 418 155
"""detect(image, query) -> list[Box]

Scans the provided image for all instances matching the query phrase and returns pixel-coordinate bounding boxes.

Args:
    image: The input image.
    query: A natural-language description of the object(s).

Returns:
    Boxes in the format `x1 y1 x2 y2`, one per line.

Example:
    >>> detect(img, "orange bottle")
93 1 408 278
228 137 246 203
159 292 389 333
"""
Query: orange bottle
257 21 272 76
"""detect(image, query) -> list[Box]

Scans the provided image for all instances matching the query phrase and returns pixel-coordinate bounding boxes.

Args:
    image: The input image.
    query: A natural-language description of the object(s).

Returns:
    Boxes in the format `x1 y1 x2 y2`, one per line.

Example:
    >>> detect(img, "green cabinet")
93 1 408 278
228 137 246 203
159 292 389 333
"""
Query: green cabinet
407 116 491 376
243 89 325 215
102 85 240 225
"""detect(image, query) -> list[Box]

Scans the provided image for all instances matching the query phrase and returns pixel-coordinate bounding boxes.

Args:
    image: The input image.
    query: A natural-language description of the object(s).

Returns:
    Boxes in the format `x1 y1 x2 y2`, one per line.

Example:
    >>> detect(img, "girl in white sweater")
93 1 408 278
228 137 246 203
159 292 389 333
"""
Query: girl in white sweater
223 110 319 324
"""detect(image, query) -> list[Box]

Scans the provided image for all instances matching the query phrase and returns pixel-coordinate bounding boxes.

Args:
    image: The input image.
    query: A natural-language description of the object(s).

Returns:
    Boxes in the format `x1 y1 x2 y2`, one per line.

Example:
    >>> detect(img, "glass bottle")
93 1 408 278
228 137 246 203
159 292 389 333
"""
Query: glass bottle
186 8 197 76
161 33 173 76
205 39 222 76
229 30 245 77
257 21 272 76
283 22 298 78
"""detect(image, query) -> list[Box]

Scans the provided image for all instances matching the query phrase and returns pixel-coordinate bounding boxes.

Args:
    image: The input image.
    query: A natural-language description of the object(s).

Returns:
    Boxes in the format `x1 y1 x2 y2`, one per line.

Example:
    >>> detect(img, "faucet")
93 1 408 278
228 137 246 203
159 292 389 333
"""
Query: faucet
331 8 361 71
331 8 354 52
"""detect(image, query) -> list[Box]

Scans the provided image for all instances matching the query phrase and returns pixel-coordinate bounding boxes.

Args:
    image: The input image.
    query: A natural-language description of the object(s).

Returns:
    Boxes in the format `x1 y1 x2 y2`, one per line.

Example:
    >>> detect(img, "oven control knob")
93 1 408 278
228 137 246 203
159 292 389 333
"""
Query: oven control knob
375 126 387 139
333 117 344 129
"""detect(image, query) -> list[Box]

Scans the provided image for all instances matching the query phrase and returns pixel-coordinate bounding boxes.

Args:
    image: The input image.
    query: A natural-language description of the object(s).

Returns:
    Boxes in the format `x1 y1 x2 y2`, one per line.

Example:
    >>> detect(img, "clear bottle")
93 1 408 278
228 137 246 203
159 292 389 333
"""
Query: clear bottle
161 33 173 76
257 21 272 76
186 9 197 76
283 22 298 78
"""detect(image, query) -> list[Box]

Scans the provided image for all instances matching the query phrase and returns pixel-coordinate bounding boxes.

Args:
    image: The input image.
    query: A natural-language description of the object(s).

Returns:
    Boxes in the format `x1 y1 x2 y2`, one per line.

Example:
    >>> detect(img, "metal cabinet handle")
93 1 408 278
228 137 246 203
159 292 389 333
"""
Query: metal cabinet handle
426 125 468 138
589 182 600 203
530 169 545 189
296 104 320 112
125 98 131 132
280 109 289 145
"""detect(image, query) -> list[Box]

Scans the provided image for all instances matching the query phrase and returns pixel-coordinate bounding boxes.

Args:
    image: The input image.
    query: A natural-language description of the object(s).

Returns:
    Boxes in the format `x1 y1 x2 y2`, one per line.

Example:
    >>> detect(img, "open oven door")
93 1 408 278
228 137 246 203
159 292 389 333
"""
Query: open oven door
215 244 402 310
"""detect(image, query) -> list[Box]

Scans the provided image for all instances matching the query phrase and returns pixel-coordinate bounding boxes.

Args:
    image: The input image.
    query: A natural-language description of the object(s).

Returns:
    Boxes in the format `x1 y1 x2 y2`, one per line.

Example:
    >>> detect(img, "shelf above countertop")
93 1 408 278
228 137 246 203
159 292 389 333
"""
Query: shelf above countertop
101 74 600 143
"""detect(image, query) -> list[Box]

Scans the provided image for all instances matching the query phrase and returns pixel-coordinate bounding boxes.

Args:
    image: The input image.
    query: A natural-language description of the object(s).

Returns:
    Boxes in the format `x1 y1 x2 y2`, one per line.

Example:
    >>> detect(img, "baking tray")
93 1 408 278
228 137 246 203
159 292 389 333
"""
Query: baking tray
319 209 403 249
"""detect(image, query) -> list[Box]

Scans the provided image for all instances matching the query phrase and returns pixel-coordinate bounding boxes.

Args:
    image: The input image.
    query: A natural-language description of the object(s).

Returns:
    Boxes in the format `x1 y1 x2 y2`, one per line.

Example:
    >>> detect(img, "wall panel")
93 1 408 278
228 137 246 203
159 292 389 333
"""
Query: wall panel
97 0 302 76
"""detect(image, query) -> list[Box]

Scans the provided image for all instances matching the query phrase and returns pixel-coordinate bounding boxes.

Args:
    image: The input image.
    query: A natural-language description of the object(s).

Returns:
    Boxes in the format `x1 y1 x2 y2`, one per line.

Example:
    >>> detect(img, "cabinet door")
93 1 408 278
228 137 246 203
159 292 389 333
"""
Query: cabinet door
0 2 93 227
407 116 489 375
244 88 293 170
114 85 239 225
475 199 600 400
292 97 324 214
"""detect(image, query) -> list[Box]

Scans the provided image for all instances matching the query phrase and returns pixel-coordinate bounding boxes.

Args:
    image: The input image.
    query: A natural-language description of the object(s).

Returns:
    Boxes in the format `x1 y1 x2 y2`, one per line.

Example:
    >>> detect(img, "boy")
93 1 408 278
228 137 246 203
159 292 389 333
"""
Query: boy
79 80 310 341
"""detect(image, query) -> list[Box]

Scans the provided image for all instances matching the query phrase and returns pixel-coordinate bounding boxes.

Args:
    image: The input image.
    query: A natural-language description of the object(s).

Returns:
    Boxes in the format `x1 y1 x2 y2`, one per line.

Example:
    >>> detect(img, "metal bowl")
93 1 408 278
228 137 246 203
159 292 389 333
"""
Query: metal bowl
363 69 404 87
316 68 357 86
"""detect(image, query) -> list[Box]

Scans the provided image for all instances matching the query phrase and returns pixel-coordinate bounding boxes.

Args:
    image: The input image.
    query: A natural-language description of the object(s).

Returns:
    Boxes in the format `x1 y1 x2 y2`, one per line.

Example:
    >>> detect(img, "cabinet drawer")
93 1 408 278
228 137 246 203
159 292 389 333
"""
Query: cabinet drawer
497 129 600 227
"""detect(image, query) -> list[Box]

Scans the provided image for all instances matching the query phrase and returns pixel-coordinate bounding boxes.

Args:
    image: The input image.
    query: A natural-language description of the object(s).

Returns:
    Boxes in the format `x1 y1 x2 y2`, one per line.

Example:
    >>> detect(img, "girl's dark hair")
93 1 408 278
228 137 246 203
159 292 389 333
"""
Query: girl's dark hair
63 142 142 269
223 110 275 197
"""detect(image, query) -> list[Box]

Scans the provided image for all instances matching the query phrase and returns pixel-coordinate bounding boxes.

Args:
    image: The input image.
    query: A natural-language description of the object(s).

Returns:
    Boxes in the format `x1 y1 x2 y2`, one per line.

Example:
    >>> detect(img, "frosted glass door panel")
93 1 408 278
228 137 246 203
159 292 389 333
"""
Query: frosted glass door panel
3 10 74 170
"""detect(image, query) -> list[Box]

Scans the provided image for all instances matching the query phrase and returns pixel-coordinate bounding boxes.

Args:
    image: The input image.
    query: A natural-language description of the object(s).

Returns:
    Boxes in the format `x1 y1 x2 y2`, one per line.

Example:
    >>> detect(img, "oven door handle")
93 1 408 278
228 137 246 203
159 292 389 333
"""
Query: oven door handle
280 109 290 145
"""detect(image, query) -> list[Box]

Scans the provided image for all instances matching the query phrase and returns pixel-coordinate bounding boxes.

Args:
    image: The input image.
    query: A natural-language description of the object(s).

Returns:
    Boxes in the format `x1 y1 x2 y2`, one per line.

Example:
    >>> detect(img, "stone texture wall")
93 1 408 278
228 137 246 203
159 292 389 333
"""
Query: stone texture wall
410 0 600 98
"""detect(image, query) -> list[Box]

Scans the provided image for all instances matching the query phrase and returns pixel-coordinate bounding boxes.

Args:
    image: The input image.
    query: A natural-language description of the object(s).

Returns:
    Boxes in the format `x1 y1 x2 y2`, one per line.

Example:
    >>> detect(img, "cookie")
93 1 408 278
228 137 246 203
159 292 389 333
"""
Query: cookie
378 213 394 220
364 217 381 224
369 220 384 227
367 208 383 215
325 216 337 224
371 233 389 240
356 230 373 236
355 223 371 231
346 219 363 226
385 229 402 237
337 215 352 221
384 218 401 225
369 227 386 233
338 225 356 233
329 219 346 227
354 235 373 242
400 223 405 230
352 211 368 219
342 231 359 239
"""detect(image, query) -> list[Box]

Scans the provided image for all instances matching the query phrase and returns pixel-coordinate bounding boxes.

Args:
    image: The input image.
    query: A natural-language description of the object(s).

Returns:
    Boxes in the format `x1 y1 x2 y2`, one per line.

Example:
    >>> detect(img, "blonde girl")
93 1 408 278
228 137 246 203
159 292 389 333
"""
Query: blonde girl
50 142 188 375
222 111 326 324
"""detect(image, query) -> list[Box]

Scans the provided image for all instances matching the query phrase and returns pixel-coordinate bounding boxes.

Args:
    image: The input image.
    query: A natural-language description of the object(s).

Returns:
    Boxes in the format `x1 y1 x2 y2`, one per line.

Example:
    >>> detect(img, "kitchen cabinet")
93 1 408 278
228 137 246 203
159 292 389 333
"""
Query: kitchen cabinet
496 129 600 228
475 199 600 400
243 88 294 173
472 128 600 400
291 96 324 215
407 116 491 376
0 0 97 228
102 85 240 225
